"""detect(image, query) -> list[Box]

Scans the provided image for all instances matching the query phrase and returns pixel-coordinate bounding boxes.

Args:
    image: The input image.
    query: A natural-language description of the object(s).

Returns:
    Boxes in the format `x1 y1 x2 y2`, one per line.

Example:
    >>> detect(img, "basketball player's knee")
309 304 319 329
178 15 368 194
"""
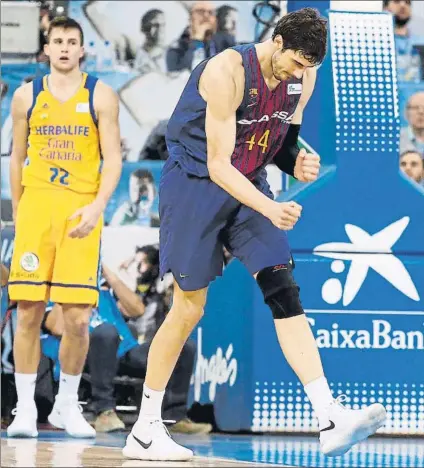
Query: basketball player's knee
179 299 204 325
256 266 304 320
17 301 45 331
173 287 207 324
62 305 91 337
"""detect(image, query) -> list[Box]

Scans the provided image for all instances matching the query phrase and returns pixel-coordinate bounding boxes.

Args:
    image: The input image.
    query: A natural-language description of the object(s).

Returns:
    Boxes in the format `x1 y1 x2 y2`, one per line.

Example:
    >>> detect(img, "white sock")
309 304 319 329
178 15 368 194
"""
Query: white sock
14 373 37 407
304 376 334 429
138 384 165 422
57 372 81 400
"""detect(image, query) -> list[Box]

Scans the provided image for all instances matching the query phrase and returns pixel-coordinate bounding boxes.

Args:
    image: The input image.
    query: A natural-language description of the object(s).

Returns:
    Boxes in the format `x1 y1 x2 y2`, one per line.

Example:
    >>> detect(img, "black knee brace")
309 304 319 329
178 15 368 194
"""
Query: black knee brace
256 263 304 319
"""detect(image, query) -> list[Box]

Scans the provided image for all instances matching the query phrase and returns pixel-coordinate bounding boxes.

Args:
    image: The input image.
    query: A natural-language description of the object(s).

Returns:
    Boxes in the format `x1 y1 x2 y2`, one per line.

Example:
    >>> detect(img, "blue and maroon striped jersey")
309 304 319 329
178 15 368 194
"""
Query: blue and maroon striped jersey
166 43 302 181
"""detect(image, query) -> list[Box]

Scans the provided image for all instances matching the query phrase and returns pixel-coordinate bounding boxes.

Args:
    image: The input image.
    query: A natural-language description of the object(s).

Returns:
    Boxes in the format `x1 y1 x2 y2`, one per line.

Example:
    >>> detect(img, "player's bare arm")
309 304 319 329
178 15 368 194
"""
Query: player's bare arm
201 50 302 231
69 82 122 238
274 67 321 183
9 83 32 222
292 66 317 125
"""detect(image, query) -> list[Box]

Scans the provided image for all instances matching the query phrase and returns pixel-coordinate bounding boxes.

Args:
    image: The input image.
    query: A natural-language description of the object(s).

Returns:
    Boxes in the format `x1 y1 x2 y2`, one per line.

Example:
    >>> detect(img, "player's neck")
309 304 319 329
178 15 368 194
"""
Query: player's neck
255 40 278 83
48 67 83 89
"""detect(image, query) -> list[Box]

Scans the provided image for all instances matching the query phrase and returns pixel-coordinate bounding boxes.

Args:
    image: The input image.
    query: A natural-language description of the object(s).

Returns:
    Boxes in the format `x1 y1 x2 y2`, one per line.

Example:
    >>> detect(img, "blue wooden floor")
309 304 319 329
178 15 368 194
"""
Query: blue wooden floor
1 430 423 467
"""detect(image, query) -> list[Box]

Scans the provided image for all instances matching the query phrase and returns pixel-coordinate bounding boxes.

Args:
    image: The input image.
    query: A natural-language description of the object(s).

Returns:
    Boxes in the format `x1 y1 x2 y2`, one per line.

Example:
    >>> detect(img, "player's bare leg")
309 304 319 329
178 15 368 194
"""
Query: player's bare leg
59 304 91 374
13 301 45 373
274 314 325 384
48 304 95 438
145 282 207 391
256 267 386 456
7 301 45 437
123 281 206 461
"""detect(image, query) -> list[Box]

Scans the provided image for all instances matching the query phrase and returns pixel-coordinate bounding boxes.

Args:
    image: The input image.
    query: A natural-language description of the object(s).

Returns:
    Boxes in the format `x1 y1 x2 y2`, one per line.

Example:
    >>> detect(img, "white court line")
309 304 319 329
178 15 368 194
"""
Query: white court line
305 309 424 315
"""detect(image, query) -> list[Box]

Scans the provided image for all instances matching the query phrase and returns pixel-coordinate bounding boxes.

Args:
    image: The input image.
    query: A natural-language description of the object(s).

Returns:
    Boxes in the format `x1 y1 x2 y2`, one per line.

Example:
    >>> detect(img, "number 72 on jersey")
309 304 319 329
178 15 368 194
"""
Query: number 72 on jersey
50 167 69 185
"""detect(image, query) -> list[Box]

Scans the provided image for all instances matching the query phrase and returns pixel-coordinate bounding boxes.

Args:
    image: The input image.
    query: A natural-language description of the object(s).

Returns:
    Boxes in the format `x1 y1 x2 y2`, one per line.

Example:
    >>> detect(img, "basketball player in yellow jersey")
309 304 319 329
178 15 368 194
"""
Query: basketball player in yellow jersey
7 17 122 438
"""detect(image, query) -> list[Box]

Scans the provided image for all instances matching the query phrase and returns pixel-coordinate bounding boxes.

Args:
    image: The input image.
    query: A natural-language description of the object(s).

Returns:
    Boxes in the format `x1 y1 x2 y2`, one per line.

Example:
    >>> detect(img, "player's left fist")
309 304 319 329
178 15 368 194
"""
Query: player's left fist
293 148 320 183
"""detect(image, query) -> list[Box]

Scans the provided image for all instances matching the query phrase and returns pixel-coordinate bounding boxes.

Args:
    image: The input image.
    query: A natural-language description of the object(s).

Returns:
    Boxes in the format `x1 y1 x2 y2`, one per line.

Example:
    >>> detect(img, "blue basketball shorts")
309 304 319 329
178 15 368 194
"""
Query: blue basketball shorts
159 160 291 291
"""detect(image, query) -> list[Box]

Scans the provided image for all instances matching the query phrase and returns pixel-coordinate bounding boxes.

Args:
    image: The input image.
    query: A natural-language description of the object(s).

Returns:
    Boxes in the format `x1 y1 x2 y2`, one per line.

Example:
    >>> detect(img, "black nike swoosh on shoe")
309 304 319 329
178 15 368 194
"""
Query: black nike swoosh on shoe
132 434 152 449
320 420 336 432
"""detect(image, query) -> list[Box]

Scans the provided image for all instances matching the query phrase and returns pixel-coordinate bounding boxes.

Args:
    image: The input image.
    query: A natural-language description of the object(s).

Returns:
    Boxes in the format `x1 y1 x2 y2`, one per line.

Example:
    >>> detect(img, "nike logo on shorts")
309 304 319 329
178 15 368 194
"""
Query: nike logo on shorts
179 273 189 278
320 420 336 432
132 433 152 449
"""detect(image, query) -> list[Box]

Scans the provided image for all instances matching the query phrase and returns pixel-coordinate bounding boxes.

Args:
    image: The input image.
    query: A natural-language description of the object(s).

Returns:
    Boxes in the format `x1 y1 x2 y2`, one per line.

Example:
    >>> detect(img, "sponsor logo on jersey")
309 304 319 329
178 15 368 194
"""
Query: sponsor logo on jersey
288 83 302 95
76 102 89 113
20 252 39 272
238 111 294 125
34 125 90 137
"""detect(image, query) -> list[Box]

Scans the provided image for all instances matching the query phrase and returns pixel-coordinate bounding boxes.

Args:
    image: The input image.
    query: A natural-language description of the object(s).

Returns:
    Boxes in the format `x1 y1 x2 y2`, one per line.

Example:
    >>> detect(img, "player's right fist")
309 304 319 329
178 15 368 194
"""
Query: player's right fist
267 201 302 230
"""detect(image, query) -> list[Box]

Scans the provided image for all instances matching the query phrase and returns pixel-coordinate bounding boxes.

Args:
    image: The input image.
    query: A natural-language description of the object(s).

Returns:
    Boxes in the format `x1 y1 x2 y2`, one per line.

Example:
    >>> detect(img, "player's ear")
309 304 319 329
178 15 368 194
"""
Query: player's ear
44 42 50 58
80 45 85 59
274 34 283 49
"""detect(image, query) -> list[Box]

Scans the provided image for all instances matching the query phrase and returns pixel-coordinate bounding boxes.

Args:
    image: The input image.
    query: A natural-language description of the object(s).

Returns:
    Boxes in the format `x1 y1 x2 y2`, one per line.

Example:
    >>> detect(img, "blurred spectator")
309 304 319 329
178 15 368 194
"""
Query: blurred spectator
37 4 53 63
2 76 35 158
214 5 237 52
383 0 423 82
139 120 169 161
110 169 156 227
0 79 8 101
400 150 424 184
119 245 163 328
400 91 424 156
167 1 218 72
134 9 167 74
123 246 163 339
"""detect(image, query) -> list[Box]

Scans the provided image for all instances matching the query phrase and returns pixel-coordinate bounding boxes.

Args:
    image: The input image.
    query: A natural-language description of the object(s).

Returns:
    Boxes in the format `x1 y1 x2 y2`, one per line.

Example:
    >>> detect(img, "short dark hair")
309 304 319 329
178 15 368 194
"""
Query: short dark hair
132 169 154 182
217 5 237 30
272 8 327 65
141 9 163 33
136 245 159 266
47 16 84 45
383 0 411 7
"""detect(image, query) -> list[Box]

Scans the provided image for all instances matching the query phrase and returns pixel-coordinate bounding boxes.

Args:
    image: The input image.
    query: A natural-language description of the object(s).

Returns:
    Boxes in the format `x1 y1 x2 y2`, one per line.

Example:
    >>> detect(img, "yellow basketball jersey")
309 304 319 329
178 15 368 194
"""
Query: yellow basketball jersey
23 73 101 194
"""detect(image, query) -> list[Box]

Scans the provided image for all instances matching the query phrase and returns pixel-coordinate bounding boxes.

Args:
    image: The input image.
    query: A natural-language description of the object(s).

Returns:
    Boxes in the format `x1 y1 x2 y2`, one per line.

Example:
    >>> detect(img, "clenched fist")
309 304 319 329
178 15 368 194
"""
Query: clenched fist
266 201 303 230
293 148 320 182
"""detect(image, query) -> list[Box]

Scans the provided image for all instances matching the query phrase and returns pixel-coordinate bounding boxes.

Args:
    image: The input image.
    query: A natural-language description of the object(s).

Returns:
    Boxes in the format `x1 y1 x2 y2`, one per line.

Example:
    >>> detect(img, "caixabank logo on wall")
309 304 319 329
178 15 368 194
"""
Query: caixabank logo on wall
313 216 420 308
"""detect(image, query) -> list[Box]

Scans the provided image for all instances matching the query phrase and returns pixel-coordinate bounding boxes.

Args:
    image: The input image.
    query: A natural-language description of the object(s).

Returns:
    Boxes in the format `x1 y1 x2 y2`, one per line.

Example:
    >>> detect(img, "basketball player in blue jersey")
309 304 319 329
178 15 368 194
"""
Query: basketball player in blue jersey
124 8 387 461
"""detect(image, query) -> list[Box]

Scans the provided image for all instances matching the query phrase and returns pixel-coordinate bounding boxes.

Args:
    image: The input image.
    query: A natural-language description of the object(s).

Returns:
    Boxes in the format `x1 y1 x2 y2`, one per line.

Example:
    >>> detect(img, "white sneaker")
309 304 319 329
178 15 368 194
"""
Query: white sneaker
122 419 193 461
48 396 96 438
320 396 387 457
7 404 38 438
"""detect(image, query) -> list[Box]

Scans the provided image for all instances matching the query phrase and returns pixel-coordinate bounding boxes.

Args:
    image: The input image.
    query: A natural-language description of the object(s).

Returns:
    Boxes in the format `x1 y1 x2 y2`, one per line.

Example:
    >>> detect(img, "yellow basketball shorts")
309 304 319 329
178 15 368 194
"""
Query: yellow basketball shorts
8 188 102 305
